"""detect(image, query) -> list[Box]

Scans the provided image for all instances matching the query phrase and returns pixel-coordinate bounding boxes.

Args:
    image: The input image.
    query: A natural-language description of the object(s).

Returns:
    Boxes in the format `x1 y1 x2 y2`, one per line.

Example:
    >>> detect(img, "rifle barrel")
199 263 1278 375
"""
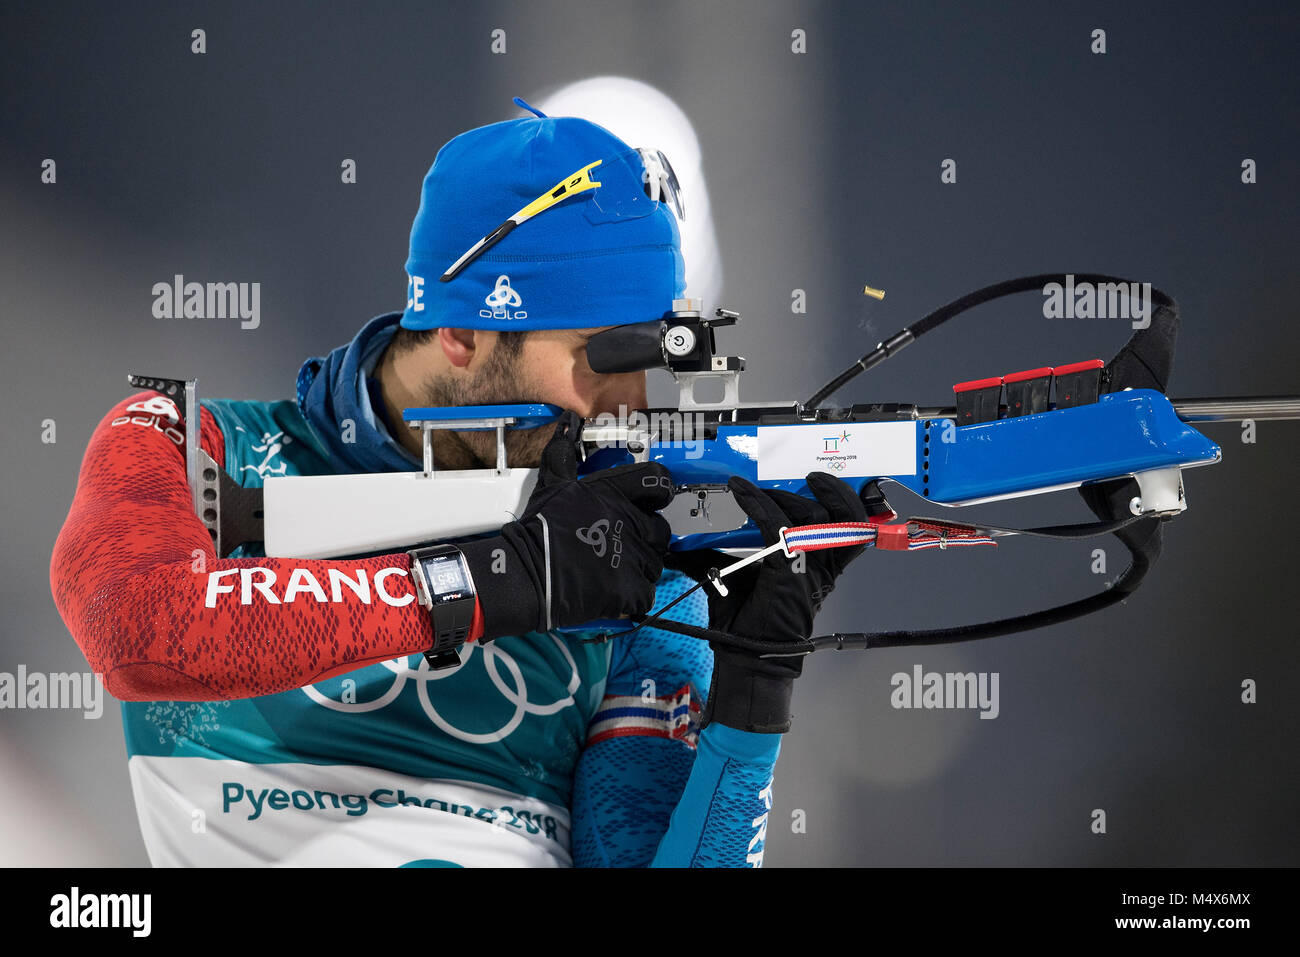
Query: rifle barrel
1169 396 1300 421
912 396 1300 423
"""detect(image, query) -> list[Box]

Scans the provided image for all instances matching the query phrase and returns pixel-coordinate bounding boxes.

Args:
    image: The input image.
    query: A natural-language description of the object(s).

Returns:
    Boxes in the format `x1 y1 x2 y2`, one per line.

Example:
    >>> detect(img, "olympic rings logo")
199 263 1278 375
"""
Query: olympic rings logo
301 634 581 745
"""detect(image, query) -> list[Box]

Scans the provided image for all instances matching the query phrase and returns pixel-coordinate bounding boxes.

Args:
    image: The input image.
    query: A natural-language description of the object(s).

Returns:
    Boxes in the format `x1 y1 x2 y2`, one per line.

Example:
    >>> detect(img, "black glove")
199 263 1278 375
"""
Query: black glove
669 472 867 734
459 411 674 639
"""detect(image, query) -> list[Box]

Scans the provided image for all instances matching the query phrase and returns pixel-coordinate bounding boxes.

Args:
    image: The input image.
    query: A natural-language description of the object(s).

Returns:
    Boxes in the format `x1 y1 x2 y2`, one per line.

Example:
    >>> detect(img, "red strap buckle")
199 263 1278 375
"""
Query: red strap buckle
875 524 910 551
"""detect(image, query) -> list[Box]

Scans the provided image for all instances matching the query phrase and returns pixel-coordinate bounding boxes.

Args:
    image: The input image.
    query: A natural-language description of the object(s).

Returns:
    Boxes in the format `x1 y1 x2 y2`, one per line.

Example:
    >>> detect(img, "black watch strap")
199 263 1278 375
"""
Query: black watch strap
408 544 477 670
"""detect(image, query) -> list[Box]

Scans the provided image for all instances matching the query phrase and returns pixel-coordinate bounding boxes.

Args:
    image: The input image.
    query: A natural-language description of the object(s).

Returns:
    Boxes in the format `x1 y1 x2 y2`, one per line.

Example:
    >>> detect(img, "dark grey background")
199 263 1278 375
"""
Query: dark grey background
2 0 1296 866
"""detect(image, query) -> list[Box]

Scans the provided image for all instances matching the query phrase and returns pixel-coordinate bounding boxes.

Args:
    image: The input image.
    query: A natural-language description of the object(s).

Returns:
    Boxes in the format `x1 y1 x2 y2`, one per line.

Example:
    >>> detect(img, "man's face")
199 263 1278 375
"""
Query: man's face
432 326 648 469
517 327 650 417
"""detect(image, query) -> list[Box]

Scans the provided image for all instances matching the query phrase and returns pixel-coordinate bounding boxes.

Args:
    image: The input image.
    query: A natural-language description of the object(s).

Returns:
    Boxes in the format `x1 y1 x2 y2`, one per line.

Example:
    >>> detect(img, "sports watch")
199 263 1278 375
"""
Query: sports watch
407 544 477 670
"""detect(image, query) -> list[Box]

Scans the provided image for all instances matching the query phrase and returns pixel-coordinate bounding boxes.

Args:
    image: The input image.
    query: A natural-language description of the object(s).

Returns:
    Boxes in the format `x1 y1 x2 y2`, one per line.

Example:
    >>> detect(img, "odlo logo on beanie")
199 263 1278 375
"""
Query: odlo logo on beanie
481 275 527 321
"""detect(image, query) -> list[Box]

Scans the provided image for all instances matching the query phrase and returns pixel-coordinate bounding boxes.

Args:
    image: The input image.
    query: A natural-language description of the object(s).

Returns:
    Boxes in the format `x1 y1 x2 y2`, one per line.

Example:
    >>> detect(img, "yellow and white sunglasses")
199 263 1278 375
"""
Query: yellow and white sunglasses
440 147 683 283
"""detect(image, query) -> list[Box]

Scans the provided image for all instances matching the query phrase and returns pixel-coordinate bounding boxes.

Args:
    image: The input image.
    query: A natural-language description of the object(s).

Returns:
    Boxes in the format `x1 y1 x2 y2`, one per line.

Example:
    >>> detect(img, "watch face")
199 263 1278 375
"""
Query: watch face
426 554 467 596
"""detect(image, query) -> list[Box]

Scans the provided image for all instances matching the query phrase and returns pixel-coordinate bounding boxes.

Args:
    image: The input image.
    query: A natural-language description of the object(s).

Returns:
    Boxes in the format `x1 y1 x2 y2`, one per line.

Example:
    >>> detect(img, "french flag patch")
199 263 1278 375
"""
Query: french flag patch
586 684 701 750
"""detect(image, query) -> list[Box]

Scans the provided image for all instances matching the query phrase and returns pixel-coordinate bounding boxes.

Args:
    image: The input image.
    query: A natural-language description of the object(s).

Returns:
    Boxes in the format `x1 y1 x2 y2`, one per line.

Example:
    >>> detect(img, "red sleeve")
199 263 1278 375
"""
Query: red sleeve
49 392 485 702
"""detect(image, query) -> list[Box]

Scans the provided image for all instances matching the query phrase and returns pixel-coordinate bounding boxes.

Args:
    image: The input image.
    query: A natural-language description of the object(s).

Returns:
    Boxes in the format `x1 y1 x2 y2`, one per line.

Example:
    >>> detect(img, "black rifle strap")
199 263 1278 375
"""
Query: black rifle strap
626 508 1162 656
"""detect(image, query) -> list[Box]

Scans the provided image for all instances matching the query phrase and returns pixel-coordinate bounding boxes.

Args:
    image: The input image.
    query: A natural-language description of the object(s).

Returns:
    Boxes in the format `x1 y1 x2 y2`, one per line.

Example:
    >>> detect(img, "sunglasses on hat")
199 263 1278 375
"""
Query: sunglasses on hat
440 147 684 283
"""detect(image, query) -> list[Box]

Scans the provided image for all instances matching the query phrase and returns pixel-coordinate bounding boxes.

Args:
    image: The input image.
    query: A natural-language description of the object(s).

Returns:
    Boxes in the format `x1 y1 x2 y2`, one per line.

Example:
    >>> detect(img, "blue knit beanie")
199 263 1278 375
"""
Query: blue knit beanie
402 99 686 331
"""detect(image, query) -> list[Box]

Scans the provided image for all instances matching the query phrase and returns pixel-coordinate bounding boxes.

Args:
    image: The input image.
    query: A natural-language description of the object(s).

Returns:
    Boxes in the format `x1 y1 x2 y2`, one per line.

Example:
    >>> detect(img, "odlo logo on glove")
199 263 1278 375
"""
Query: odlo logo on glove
576 518 623 568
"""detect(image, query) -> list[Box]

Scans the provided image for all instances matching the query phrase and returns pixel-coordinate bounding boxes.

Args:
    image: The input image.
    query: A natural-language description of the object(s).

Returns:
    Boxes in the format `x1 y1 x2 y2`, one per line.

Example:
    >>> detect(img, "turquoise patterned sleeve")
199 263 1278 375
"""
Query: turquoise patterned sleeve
649 723 779 867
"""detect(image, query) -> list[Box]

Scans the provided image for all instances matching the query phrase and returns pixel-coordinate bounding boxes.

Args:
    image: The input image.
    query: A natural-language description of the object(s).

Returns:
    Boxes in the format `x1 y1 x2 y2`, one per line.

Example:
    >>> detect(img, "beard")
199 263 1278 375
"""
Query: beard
418 346 557 470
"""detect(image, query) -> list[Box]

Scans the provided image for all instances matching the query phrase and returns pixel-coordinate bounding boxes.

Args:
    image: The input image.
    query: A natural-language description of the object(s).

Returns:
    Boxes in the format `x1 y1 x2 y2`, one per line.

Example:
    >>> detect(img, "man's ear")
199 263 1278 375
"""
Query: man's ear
438 327 477 369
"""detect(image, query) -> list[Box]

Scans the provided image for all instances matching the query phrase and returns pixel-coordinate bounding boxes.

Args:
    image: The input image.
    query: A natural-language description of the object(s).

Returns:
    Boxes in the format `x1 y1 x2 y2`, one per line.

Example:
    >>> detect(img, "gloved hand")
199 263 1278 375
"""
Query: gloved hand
668 472 868 734
459 411 674 639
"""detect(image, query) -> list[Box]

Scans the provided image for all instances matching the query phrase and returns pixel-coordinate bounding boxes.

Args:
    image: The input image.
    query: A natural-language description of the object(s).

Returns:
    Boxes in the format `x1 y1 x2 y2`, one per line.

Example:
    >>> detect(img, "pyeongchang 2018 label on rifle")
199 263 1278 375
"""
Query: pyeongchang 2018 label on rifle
757 422 916 481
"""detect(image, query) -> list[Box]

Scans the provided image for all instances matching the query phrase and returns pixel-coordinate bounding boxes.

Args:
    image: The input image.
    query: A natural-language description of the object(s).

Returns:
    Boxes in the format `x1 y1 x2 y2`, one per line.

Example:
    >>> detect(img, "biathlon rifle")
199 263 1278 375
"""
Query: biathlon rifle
128 273 1300 653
